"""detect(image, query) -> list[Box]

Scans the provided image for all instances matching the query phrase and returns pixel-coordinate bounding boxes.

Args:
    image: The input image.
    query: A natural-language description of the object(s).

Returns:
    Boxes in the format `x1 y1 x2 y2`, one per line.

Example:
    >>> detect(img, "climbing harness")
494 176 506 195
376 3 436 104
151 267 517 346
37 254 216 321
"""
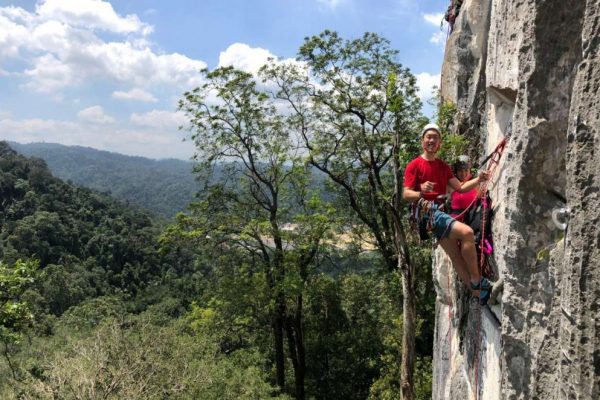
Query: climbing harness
409 195 448 241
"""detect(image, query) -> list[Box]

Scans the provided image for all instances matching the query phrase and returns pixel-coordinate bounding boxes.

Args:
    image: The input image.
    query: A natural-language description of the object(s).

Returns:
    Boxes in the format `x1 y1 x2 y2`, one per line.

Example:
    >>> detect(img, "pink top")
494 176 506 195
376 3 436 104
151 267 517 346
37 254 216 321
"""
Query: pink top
450 189 477 220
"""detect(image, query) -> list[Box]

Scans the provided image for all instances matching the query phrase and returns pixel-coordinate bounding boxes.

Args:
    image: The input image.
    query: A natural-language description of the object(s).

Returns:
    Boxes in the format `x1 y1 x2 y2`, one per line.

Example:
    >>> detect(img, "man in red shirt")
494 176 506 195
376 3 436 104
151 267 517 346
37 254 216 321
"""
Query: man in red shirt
403 123 492 304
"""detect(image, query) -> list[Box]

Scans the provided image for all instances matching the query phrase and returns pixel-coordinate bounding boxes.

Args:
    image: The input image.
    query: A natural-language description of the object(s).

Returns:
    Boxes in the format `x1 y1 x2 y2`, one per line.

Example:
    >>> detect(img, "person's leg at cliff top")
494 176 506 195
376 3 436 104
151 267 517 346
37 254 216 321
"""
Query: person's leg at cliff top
402 123 492 304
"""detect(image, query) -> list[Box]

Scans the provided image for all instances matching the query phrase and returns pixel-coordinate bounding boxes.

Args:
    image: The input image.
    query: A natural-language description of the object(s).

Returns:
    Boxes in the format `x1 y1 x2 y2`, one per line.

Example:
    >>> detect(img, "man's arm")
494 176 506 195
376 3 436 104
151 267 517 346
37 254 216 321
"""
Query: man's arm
402 160 422 203
403 186 421 203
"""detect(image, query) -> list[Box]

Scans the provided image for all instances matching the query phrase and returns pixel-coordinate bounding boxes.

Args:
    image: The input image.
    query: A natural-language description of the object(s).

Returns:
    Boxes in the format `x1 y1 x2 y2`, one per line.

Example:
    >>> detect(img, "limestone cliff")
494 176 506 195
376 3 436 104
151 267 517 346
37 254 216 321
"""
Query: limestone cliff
433 0 599 399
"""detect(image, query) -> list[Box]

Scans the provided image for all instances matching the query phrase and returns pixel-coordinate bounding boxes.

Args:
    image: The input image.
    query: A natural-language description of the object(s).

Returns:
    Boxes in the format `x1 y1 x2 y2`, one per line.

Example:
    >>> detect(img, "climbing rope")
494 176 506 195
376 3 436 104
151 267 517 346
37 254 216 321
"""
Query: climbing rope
435 133 511 399
449 135 509 221
472 133 510 400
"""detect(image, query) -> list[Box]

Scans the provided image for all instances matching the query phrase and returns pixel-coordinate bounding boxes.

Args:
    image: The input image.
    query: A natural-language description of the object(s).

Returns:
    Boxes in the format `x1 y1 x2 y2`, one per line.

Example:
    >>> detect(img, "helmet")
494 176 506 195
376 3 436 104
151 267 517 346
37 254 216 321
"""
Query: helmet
420 123 441 138
453 155 471 174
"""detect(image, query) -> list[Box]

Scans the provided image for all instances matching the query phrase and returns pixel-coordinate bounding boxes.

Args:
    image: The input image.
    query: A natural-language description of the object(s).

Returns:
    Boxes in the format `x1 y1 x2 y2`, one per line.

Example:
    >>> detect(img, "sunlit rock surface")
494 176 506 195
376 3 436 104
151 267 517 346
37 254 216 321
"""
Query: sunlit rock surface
433 0 599 399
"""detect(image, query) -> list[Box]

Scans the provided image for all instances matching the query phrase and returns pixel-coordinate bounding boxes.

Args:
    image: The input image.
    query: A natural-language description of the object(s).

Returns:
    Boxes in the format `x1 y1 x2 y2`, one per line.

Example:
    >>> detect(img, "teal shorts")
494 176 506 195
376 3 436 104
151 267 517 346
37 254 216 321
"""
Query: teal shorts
423 203 456 240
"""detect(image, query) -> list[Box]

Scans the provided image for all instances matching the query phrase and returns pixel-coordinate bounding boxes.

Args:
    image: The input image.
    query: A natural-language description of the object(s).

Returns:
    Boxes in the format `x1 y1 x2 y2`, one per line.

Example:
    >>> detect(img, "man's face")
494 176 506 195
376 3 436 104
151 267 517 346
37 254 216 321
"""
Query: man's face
422 130 441 154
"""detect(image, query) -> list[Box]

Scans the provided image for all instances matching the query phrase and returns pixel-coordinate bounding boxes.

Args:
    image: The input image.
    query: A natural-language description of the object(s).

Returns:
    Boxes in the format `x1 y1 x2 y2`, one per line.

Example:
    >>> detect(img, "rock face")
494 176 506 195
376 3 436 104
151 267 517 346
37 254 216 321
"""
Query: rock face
434 0 599 399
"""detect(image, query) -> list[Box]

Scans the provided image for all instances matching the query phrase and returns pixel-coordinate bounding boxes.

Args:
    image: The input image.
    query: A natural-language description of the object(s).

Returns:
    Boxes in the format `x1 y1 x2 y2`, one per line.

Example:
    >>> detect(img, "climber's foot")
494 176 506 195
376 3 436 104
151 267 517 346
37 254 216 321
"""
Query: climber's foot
470 277 492 306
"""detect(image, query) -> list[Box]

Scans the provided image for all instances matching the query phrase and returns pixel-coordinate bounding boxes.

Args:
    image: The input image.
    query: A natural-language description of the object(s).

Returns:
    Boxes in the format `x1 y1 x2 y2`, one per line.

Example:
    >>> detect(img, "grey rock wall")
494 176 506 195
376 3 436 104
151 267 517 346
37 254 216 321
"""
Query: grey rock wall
559 1 600 398
434 0 599 399
440 0 491 156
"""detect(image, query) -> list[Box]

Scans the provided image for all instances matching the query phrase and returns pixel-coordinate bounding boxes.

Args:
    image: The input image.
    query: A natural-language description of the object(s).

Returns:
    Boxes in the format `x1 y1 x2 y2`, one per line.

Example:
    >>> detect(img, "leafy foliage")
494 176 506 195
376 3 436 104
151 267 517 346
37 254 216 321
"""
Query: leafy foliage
432 100 469 163
0 142 162 309
177 65 339 398
5 309 288 400
10 142 200 219
0 259 37 344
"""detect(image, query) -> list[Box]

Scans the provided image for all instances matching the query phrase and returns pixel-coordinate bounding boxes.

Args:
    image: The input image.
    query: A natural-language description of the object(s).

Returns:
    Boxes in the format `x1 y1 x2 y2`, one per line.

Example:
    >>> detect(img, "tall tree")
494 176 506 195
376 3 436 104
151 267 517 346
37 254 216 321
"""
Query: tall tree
178 66 332 399
261 31 425 399
0 259 37 380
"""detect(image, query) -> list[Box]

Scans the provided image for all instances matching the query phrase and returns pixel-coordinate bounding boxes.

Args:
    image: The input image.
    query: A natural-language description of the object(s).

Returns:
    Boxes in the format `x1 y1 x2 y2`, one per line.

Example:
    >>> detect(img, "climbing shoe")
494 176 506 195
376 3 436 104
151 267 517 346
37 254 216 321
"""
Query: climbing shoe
470 277 493 306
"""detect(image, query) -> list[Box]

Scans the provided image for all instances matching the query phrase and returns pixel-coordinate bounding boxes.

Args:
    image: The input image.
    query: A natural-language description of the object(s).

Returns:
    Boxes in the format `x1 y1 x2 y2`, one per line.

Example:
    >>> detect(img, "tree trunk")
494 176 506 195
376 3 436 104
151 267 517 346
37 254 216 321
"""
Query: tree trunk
271 209 287 393
285 295 306 400
392 130 416 400
274 297 286 391
400 266 416 400
295 295 306 400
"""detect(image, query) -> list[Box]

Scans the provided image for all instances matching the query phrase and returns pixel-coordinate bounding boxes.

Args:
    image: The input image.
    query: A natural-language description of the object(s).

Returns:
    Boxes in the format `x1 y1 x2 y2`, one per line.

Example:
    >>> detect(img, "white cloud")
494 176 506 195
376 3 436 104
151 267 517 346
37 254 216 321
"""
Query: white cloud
0 9 30 58
36 0 153 35
112 88 158 103
23 53 77 92
77 105 115 124
214 43 310 118
0 2 205 93
430 31 447 45
422 13 448 46
0 116 194 159
415 72 440 101
423 12 444 26
218 43 276 75
0 118 81 144
130 110 188 130
24 33 205 93
217 42 305 92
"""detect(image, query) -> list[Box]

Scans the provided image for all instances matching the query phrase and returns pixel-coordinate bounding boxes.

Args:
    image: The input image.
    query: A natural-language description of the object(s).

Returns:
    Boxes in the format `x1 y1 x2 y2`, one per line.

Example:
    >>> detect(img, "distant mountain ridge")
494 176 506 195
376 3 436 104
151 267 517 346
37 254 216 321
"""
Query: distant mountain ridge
10 142 199 218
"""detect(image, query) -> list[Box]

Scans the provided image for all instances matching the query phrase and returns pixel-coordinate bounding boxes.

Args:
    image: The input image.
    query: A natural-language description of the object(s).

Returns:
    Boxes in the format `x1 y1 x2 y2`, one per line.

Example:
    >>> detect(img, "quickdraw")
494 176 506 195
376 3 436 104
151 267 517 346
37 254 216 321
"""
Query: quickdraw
410 197 437 240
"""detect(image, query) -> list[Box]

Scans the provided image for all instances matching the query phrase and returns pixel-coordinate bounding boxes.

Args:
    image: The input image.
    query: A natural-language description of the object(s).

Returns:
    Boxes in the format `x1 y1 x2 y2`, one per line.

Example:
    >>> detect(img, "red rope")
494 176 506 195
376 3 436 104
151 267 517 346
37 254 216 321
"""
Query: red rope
472 137 508 399
446 259 453 380
473 301 482 400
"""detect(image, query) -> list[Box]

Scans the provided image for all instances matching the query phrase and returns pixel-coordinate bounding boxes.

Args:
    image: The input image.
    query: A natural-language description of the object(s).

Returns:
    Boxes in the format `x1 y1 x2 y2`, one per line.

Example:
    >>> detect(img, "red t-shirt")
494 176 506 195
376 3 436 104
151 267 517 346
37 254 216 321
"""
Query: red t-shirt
403 156 454 201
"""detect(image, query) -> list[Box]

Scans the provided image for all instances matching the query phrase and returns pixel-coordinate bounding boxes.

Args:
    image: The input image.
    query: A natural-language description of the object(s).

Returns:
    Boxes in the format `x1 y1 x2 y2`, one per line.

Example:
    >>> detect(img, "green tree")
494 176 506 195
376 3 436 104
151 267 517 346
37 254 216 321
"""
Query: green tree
261 31 427 399
0 259 37 380
432 99 469 163
6 313 288 400
176 66 333 399
303 271 390 399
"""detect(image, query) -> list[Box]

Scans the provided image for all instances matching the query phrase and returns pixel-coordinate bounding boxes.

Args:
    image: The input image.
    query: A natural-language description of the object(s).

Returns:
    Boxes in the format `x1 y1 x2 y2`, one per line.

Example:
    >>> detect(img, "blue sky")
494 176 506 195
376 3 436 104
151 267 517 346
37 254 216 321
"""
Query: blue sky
0 0 449 159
